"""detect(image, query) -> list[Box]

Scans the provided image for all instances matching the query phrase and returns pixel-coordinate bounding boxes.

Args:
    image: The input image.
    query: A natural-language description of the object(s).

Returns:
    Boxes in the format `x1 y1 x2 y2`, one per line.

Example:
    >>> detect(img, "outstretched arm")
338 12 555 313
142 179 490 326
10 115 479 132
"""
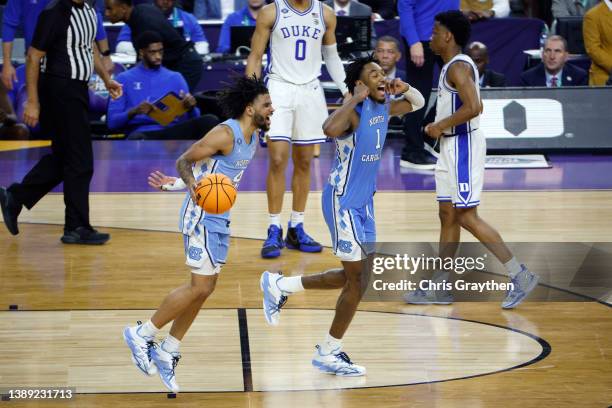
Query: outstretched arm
148 171 185 191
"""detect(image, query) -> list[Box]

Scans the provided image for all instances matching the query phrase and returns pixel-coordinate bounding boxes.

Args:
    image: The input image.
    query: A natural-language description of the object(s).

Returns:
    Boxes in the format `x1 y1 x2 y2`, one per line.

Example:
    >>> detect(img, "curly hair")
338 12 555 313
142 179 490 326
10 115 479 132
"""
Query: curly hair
344 54 379 95
216 74 269 119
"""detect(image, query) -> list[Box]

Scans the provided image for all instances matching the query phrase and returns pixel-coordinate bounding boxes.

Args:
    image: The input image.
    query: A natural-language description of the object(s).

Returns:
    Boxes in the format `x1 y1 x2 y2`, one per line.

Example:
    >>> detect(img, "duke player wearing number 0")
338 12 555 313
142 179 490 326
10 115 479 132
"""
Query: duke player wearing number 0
261 55 425 376
246 0 349 259
123 76 273 393
406 11 539 308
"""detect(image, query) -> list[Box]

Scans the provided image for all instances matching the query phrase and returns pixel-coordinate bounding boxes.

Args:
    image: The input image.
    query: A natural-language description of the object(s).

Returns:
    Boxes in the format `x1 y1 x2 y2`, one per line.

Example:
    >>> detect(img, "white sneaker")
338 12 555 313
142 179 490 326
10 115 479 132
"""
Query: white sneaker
260 271 288 326
311 345 366 376
123 322 157 376
502 265 539 309
404 288 454 305
150 343 181 393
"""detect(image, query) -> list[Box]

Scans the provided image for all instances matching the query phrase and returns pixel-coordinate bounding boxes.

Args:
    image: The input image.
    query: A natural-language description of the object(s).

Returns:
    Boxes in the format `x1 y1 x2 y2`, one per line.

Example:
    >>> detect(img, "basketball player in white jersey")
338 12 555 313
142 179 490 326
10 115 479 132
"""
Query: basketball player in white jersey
412 10 539 309
246 0 349 259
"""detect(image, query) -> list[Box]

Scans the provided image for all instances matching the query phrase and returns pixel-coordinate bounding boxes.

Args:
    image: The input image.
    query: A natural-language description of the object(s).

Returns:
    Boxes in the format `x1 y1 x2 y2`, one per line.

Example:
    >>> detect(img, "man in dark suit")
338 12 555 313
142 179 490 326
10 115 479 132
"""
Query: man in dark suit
521 35 588 87
466 41 506 87
324 0 372 17
374 36 405 80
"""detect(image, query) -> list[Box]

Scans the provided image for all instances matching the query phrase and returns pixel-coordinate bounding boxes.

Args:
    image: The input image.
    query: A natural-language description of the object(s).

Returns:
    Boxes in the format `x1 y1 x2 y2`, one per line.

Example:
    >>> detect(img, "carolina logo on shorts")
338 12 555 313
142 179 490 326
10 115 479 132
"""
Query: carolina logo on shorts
338 240 353 253
188 246 203 261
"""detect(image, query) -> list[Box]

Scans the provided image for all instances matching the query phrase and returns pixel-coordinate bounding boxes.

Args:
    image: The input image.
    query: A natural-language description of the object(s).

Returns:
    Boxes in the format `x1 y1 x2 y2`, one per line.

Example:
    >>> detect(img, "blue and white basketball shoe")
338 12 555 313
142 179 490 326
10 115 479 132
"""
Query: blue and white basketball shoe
150 343 181 393
311 345 366 376
502 265 539 309
260 271 288 326
123 321 157 376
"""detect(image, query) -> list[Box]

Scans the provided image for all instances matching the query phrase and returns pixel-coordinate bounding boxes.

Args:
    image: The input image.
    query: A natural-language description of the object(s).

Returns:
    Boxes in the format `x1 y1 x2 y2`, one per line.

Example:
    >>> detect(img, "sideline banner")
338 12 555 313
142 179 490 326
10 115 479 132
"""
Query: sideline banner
480 87 612 150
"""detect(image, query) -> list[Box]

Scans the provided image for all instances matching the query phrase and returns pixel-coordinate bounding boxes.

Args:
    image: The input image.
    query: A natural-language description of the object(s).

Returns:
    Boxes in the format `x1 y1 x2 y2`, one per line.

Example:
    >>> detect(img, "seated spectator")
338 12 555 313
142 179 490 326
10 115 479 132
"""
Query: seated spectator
461 0 510 20
116 0 210 55
2 0 112 90
521 35 588 86
107 31 218 139
583 0 612 86
0 83 29 140
374 36 405 80
466 41 506 87
359 0 396 20
216 0 264 54
552 0 598 18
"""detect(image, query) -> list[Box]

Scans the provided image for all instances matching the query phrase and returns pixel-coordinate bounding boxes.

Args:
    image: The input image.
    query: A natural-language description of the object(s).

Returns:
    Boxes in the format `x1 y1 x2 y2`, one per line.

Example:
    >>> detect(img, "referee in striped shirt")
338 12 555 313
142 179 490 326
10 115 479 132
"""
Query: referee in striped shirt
0 0 122 244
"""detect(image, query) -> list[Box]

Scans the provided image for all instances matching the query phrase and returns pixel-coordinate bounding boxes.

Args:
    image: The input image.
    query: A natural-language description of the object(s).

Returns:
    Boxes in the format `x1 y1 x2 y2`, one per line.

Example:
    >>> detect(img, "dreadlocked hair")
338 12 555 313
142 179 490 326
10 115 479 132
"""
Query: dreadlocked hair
216 74 269 119
344 54 379 95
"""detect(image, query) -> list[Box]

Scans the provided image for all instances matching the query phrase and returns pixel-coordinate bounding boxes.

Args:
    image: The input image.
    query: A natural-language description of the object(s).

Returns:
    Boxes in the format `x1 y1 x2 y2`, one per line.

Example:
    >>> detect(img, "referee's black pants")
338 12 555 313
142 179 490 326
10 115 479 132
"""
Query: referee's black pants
401 40 436 160
9 75 93 232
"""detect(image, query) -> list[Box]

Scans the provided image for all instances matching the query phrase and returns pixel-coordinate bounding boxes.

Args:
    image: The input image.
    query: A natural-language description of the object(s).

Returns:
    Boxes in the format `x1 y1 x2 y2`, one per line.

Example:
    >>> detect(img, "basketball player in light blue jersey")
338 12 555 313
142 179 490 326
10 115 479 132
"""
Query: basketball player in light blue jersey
408 10 539 308
246 0 349 259
122 76 273 393
261 55 425 376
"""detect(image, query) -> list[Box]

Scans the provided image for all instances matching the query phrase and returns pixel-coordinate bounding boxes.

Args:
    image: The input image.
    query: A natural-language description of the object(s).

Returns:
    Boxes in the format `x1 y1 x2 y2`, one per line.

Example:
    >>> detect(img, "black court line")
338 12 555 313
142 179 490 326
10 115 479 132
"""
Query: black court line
0 308 553 395
237 308 253 392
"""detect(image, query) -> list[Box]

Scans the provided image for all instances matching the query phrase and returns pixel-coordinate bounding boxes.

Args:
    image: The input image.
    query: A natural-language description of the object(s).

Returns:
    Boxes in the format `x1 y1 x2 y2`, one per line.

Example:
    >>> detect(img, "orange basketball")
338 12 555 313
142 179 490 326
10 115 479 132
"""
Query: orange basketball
194 174 237 214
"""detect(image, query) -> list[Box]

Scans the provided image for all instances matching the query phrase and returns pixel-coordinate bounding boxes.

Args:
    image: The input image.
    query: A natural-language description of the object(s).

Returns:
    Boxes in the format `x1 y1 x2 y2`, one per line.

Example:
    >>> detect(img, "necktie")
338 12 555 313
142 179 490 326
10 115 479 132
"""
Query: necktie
337 10 346 16
550 76 558 87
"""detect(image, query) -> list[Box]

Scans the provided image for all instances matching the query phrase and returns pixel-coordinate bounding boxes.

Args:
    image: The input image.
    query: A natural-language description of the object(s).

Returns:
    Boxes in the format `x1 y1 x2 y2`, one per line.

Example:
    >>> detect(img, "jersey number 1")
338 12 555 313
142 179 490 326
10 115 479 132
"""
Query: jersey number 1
295 39 306 61
376 128 381 149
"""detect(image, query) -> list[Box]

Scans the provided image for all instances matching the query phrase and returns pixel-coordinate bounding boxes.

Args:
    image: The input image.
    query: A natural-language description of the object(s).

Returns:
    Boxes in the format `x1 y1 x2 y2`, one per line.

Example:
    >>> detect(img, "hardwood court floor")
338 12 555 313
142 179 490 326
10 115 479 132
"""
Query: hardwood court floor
0 191 611 407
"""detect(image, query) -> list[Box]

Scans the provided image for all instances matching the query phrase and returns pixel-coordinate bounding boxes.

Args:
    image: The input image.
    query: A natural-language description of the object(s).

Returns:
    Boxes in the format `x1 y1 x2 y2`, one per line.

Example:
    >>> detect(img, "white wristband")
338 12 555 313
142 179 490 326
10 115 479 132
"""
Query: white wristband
403 86 425 111
161 178 187 191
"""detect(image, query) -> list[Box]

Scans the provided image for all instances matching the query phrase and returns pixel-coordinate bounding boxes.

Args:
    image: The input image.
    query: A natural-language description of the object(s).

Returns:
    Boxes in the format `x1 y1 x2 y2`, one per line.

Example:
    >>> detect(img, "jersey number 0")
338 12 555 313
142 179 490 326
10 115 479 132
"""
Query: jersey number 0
295 40 307 61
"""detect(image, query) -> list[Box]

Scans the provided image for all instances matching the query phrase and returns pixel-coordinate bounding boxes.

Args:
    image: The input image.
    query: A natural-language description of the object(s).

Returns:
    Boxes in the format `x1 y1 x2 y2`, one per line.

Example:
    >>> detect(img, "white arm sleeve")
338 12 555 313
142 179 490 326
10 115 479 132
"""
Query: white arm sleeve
195 41 210 55
403 86 425 112
491 0 510 18
161 178 187 191
116 41 136 55
322 44 348 96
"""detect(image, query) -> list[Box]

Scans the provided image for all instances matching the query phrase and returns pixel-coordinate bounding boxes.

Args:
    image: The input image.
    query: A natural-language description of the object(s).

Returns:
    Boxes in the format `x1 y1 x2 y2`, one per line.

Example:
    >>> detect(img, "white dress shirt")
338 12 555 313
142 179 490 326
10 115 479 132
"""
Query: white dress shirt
334 1 351 16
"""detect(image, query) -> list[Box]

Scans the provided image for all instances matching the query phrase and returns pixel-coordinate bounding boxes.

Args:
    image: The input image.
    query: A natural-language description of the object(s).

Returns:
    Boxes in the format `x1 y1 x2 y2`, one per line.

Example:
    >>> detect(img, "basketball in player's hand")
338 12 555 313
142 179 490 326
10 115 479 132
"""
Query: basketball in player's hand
195 174 237 214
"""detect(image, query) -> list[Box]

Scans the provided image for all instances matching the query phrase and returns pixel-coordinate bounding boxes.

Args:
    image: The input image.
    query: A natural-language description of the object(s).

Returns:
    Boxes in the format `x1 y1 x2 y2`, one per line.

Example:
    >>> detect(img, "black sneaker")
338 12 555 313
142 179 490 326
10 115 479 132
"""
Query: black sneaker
61 226 110 245
399 151 437 170
0 186 22 235
285 223 322 253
